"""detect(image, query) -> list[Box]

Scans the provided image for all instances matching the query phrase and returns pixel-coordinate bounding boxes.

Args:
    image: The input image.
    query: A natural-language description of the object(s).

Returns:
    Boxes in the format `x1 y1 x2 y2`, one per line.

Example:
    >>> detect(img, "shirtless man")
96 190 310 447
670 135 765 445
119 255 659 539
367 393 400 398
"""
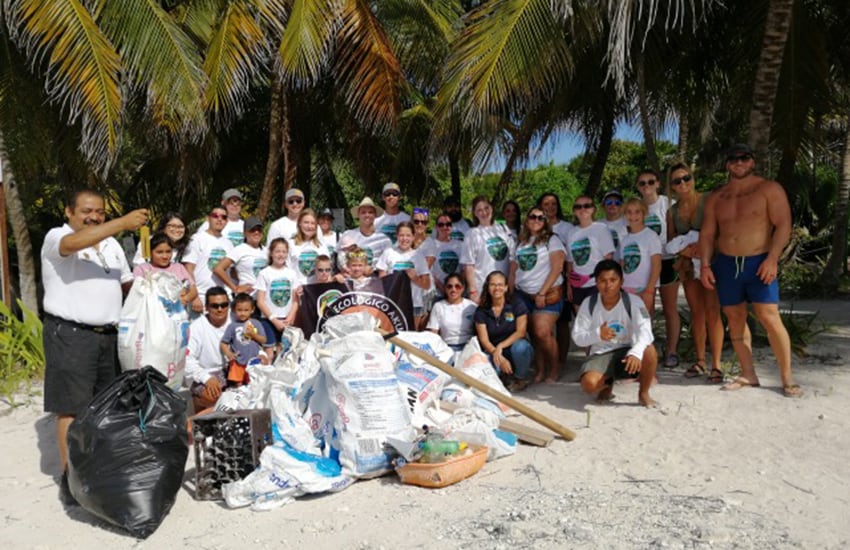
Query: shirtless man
700 144 801 397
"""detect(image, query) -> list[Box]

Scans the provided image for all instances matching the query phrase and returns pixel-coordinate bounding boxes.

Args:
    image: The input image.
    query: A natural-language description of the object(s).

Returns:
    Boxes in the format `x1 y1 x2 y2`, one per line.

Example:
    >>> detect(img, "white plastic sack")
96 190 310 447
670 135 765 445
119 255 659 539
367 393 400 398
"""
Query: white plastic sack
320 331 413 478
268 383 320 455
441 337 512 417
443 407 517 461
390 331 454 427
118 272 189 390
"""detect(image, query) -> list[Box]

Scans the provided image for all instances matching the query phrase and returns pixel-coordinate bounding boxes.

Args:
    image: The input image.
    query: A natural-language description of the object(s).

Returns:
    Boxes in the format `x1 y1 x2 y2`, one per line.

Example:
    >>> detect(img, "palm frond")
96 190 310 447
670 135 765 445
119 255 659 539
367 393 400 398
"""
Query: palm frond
4 0 122 168
278 0 340 85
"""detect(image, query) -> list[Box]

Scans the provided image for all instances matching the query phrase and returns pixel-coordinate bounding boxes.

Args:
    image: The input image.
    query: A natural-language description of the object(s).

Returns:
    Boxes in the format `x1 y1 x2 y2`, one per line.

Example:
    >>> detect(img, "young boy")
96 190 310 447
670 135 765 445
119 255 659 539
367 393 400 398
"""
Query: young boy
335 247 373 290
314 254 335 283
220 293 270 385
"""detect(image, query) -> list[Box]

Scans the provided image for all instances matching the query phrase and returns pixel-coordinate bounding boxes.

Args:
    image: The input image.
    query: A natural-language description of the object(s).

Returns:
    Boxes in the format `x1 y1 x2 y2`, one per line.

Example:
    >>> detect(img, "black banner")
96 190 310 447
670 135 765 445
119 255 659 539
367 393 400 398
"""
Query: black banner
296 272 414 338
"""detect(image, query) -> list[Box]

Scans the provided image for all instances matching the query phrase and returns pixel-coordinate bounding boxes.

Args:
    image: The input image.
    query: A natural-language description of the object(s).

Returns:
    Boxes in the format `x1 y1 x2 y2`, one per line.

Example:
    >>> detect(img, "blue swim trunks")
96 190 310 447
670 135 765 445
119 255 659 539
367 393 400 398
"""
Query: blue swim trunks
712 252 779 306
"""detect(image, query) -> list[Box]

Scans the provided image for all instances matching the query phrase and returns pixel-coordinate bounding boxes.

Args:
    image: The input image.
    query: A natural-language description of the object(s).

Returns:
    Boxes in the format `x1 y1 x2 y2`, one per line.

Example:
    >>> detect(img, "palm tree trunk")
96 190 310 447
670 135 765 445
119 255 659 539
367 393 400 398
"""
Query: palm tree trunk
0 132 37 314
636 59 659 173
257 73 283 221
748 0 794 162
449 149 461 201
676 109 689 164
818 125 850 292
585 112 615 198
281 90 296 213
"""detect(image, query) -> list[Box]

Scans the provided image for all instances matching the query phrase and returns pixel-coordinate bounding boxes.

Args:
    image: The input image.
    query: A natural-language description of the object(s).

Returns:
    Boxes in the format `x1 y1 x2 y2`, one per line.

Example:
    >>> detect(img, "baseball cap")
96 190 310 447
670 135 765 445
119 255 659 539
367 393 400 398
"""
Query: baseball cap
318 208 334 219
602 189 623 201
222 188 243 201
382 182 401 194
285 188 305 201
244 216 263 230
726 143 754 159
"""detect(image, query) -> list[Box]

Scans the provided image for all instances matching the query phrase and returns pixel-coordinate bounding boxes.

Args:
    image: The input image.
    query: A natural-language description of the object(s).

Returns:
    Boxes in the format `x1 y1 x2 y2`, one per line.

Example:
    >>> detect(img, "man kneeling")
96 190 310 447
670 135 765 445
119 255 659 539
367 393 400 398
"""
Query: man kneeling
572 259 658 407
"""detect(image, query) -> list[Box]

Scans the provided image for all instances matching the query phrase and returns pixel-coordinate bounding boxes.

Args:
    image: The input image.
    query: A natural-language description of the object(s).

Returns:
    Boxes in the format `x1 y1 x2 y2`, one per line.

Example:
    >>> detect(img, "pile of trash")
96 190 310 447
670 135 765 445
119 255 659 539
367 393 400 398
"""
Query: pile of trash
212 312 519 511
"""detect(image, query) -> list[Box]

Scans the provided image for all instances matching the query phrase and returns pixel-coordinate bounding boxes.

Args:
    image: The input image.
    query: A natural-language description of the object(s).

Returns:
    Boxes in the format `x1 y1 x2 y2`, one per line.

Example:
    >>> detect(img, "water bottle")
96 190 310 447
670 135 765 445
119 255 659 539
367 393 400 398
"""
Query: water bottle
419 432 466 463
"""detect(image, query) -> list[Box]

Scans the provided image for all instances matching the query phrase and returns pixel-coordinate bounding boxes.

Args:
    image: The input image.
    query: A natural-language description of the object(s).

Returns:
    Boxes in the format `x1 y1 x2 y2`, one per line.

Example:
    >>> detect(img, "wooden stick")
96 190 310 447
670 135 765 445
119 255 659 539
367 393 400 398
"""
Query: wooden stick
438 400 555 446
383 331 576 441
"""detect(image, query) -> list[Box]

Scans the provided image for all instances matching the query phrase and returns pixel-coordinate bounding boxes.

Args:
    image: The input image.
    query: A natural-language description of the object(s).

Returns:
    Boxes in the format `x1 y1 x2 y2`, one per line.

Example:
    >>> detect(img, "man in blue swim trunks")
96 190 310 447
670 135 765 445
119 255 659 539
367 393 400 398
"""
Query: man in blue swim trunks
699 144 802 397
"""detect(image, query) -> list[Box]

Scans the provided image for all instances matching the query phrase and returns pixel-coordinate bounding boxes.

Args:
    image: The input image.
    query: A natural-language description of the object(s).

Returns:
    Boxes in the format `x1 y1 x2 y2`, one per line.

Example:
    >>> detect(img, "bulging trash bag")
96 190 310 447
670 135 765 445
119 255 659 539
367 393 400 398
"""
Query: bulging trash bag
67 366 189 539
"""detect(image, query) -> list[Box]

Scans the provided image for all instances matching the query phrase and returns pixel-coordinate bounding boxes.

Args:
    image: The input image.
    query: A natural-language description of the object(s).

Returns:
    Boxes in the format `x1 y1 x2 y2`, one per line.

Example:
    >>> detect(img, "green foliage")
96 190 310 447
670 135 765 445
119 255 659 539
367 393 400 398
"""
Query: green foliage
0 301 44 406
779 260 824 299
567 139 678 198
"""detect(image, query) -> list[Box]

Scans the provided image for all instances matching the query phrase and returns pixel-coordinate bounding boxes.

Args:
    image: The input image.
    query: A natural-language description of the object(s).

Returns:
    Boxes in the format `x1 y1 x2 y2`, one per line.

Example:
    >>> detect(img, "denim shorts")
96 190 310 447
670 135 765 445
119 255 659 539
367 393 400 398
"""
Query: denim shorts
516 289 563 315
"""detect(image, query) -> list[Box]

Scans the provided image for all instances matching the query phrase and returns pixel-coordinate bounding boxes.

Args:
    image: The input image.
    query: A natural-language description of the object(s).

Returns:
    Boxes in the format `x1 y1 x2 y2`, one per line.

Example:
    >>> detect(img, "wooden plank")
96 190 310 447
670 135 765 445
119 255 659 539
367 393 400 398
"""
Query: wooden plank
438 400 556 447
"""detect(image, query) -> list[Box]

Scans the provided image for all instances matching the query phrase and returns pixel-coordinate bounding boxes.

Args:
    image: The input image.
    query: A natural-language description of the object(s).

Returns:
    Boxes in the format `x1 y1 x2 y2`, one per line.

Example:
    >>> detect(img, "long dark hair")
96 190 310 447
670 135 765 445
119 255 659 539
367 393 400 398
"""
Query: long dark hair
502 200 521 231
479 270 511 309
156 211 189 261
536 192 564 221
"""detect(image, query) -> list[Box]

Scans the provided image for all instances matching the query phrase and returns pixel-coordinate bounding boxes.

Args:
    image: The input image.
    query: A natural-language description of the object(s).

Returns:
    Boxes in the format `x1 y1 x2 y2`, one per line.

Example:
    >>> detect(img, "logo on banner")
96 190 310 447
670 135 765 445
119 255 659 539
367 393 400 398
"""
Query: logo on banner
316 290 409 334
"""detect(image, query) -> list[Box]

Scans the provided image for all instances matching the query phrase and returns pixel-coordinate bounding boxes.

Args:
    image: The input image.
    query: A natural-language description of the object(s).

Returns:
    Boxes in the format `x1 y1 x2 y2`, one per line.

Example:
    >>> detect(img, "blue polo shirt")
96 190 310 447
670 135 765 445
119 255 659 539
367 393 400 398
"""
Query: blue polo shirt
473 298 529 347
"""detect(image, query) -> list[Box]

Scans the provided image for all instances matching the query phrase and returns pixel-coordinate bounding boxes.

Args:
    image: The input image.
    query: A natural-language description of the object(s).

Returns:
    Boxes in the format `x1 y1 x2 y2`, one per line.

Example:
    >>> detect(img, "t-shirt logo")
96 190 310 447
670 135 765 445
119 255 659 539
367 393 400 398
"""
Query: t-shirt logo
623 243 641 274
298 250 318 277
486 237 508 261
253 257 268 276
609 320 626 339
438 250 459 275
450 230 465 242
609 229 620 250
381 224 398 244
645 214 662 236
208 248 227 270
226 231 243 247
505 312 515 322
270 278 292 307
517 246 537 271
393 260 415 271
571 238 591 266
365 247 376 267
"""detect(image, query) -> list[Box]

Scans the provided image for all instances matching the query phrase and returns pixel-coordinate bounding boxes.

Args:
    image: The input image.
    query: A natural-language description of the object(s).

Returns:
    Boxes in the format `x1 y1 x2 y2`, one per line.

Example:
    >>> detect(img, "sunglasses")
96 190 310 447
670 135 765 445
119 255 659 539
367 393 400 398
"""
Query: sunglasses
604 199 623 207
287 197 304 204
316 267 333 273
436 222 452 228
727 153 753 163
413 219 428 225
383 191 400 197
526 214 546 222
209 213 227 220
207 302 229 310
445 283 463 290
637 179 656 187
670 174 693 186
573 203 594 210
413 207 429 216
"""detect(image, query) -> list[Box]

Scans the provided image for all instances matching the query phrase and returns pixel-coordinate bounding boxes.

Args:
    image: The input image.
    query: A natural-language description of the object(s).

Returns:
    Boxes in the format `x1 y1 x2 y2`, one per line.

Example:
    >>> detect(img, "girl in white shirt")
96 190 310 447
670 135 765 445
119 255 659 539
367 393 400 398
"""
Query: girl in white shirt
255 238 299 353
426 273 477 352
460 195 515 302
377 222 431 330
213 217 267 296
620 198 662 312
566 195 615 313
289 208 330 287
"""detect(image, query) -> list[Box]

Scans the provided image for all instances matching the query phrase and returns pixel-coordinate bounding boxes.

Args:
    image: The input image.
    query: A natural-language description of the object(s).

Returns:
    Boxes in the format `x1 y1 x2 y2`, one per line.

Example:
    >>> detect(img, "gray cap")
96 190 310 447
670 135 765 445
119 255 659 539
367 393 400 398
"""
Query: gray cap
222 188 243 201
244 216 263 230
318 208 334 219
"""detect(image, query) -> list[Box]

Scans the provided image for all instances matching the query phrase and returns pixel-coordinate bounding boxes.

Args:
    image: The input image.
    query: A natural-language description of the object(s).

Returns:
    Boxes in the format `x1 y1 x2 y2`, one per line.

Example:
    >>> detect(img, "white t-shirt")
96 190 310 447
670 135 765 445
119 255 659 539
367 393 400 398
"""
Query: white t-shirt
226 243 267 291
374 211 411 244
183 231 234 294
41 224 133 325
449 218 471 242
321 230 338 258
289 240 330 286
340 228 392 269
422 237 463 294
255 265 298 319
512 235 566 295
460 223 515 295
603 218 628 260
184 314 230 385
572 293 654 358
620 228 663 292
566 222 616 288
266 216 297 245
645 195 673 259
197 218 245 247
551 220 575 248
376 246 430 308
427 298 477 346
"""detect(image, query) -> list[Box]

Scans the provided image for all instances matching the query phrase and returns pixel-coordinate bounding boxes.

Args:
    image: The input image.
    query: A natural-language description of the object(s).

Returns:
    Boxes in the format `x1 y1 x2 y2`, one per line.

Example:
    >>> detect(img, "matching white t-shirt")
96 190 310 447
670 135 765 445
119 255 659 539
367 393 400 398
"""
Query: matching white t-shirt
551 220 575 248
603 218 628 261
340 228 393 269
225 243 267 292
449 218 471 242
620 227 663 292
374 211 411 244
645 195 673 259
512 234 566 295
185 314 231 384
460 223 516 295
421 237 463 294
183 231 234 295
426 298 477 346
566 222 615 288
289 239 330 286
376 246 430 308
197 218 245 247
572 293 654 359
255 265 298 319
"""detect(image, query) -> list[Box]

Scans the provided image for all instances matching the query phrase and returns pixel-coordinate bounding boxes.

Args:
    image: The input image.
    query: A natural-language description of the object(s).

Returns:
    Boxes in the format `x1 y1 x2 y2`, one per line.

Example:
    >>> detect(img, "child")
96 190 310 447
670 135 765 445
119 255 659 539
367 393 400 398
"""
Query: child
314 254 335 284
255 238 298 355
336 247 373 290
376 222 431 329
620 198 663 312
133 231 198 307
220 293 269 386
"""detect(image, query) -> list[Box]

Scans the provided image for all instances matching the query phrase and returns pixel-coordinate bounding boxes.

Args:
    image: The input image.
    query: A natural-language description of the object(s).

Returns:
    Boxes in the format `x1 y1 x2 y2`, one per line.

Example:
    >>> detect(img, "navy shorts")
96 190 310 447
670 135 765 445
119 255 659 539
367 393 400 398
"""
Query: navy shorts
713 252 779 306
659 258 678 286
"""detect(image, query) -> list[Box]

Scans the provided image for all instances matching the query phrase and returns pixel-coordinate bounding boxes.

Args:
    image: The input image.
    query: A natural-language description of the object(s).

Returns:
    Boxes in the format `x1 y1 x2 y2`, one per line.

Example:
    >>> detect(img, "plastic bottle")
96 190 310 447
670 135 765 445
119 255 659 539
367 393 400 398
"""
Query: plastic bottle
419 433 467 463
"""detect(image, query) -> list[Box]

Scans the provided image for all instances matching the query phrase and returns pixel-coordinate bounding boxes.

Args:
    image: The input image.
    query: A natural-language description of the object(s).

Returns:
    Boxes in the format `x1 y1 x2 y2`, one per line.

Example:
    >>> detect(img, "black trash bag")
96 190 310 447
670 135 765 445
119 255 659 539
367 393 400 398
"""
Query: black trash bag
67 366 189 539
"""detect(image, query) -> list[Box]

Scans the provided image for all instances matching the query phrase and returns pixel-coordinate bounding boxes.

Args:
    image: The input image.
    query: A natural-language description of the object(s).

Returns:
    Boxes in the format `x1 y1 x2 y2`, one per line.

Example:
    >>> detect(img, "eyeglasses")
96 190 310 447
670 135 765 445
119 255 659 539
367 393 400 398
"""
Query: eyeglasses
209 213 227 220
727 154 753 163
316 267 333 273
413 207 429 216
287 197 304 204
165 223 185 230
637 179 656 187
526 214 546 222
207 302 229 310
573 203 594 210
383 191 400 197
413 219 428 225
445 283 463 290
436 222 452 228
604 199 622 207
670 174 693 186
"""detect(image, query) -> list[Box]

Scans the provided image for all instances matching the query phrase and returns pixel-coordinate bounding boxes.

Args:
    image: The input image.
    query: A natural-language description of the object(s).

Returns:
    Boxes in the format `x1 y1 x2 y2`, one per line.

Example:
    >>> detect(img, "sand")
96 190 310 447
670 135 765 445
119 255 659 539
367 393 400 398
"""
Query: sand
1 298 848 549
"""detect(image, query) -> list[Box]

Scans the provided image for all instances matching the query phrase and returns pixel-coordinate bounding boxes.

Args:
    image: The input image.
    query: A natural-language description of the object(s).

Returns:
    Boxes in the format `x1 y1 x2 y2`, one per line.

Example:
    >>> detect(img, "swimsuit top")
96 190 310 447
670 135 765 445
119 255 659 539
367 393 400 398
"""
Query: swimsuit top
670 193 706 236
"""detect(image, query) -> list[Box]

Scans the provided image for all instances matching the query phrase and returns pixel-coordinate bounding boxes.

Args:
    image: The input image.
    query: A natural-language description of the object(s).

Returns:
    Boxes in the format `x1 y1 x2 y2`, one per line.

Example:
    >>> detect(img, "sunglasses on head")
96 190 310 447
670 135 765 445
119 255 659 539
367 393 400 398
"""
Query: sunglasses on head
436 221 452 228
727 153 753 163
637 179 656 187
573 203 594 210
383 191 400 197
526 213 546 222
604 199 623 207
287 197 303 204
671 174 693 186
413 207 429 216
209 212 227 220
207 302 229 310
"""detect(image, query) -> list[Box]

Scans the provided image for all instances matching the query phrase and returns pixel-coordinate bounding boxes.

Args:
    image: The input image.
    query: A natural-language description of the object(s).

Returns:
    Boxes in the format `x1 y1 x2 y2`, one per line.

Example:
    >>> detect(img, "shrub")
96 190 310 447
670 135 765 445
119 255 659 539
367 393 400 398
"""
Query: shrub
0 300 44 406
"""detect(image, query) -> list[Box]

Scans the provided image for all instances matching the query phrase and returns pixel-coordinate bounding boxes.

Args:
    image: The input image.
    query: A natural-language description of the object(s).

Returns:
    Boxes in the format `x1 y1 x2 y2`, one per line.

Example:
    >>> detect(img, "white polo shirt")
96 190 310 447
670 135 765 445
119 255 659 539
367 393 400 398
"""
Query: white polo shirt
41 224 133 325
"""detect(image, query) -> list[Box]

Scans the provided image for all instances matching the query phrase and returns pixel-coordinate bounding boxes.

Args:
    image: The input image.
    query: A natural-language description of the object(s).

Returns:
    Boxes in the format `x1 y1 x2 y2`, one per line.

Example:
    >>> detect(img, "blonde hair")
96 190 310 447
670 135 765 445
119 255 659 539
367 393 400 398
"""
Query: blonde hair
624 197 648 217
294 208 322 247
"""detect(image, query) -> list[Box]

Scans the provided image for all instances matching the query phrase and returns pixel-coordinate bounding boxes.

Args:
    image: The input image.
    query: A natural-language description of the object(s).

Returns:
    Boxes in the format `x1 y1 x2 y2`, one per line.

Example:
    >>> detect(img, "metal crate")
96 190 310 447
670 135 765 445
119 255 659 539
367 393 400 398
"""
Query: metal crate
192 409 273 500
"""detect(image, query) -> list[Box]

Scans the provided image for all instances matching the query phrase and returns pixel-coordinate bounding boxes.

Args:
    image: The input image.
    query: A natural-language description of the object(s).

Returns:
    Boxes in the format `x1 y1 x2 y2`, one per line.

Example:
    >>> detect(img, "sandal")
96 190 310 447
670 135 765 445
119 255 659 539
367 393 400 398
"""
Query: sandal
664 353 680 369
684 362 707 378
508 379 531 393
783 384 803 398
706 368 724 384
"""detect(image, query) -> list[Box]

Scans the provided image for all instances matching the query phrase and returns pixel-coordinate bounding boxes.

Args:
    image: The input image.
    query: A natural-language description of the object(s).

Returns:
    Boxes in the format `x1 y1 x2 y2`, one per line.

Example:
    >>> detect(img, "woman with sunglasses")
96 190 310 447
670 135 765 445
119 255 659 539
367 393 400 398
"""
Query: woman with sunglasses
461 196 516 303
510 207 566 383
667 163 725 383
474 270 534 392
289 208 330 287
213 216 267 298
421 212 463 298
410 207 431 249
427 273 477 353
636 169 681 368
565 196 615 313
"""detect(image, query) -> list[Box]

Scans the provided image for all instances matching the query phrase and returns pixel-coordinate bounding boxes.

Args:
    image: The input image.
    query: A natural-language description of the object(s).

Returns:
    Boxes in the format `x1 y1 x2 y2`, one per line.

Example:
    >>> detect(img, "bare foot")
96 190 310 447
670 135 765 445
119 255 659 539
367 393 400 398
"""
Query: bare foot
596 386 614 403
533 371 545 384
639 393 658 408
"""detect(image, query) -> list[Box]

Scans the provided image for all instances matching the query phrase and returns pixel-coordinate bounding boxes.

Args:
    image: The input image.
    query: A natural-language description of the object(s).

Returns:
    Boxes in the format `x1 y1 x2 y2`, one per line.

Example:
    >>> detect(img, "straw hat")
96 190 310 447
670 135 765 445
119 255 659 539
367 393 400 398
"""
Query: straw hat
350 197 384 219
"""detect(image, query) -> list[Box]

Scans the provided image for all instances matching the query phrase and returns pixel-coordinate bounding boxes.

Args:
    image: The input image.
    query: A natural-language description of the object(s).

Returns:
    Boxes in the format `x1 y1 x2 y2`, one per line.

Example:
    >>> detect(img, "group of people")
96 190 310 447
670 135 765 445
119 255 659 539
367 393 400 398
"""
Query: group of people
40 143 801 507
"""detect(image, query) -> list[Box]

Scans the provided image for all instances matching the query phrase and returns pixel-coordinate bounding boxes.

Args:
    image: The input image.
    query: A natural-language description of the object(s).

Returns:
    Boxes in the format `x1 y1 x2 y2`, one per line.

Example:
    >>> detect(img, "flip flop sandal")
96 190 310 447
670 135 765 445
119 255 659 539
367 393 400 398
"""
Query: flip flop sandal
720 377 761 391
664 353 680 369
783 384 803 398
706 368 724 384
683 363 707 378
